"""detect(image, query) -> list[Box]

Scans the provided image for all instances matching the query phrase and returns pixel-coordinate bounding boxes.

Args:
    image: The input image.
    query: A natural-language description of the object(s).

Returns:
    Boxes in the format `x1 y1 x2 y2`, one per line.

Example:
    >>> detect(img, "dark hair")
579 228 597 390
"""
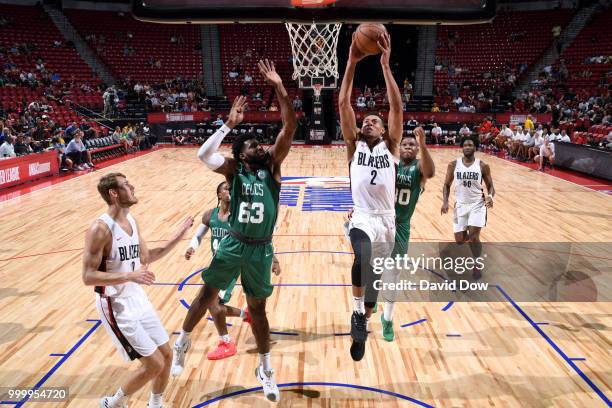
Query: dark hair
216 181 227 206
97 172 126 205
460 136 479 148
231 133 257 162
402 134 417 141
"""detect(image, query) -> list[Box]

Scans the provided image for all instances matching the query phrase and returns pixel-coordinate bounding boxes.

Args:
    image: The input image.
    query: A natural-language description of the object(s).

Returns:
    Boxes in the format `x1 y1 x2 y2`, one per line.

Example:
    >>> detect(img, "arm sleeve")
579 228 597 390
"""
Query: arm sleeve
189 223 209 251
197 124 231 170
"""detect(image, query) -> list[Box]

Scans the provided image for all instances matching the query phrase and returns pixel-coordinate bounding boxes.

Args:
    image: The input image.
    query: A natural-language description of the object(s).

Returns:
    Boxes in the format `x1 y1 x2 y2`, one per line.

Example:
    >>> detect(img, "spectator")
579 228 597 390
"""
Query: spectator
356 95 366 110
80 119 96 140
453 96 463 109
64 122 78 141
292 95 303 112
228 69 239 79
112 126 130 152
243 72 253 83
366 97 375 110
529 129 544 162
48 136 72 171
518 130 534 161
431 123 442 145
213 115 224 126
459 123 471 138
269 102 279 112
14 134 33 155
431 103 440 113
559 129 571 143
534 136 555 171
64 131 94 170
524 115 534 132
0 135 16 159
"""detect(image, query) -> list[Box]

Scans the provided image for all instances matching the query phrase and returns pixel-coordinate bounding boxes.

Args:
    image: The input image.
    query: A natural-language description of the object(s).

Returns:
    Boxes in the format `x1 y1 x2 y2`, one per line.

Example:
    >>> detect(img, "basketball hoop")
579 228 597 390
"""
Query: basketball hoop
285 22 342 84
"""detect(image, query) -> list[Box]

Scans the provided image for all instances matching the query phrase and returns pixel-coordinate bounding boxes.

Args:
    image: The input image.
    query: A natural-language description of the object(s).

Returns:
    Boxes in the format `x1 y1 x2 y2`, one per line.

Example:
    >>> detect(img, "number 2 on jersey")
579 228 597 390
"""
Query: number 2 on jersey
370 170 377 185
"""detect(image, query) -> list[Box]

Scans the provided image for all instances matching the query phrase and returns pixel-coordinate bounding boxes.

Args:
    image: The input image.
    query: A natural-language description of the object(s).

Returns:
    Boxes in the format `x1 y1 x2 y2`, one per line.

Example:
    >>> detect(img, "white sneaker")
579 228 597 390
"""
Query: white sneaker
255 364 280 402
171 338 191 376
99 396 127 408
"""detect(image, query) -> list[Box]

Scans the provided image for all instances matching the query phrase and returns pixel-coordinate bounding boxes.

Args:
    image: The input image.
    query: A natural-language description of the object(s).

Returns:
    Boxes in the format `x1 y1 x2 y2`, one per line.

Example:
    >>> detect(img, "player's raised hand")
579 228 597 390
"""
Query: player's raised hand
258 59 282 87
378 32 391 67
185 246 195 260
441 201 449 215
349 32 366 64
227 96 247 128
414 126 426 146
175 216 194 239
130 265 155 285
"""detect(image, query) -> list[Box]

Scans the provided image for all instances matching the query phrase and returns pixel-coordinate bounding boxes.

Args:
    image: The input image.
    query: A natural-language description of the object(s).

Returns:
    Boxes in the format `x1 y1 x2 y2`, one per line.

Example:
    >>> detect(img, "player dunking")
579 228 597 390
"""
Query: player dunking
172 181 281 370
339 31 402 361
380 127 435 341
174 59 296 402
441 137 495 279
82 173 193 408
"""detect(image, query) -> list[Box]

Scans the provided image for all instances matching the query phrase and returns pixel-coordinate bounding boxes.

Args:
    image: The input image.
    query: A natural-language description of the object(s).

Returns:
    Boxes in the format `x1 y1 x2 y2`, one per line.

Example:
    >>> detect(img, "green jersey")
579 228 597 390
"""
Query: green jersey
229 162 280 239
208 207 230 255
395 159 423 224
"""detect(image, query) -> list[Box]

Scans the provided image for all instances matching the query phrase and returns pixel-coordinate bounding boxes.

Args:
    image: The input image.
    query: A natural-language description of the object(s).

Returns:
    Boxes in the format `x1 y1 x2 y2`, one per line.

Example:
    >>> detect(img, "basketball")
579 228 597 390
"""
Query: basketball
354 23 388 55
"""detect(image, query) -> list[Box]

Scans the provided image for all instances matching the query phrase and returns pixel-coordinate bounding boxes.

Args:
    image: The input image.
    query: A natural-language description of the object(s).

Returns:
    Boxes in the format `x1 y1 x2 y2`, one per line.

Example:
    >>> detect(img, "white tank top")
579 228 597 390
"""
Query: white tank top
95 213 144 298
349 139 398 213
454 157 484 205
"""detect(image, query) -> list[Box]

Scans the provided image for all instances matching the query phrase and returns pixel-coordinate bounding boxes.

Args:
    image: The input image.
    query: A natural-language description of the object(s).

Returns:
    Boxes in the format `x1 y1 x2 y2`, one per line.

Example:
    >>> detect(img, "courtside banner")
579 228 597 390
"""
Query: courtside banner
358 242 611 302
0 151 58 190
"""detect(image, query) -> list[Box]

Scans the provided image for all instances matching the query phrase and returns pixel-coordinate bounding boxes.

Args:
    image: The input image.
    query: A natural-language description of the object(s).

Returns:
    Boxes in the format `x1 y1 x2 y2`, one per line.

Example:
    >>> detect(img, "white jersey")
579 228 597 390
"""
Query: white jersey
350 139 398 213
95 213 144 298
454 158 484 205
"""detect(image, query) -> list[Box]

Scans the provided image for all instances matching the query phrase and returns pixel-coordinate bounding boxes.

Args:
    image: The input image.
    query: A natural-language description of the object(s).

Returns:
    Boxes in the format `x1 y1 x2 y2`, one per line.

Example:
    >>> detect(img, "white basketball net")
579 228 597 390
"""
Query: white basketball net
285 22 342 81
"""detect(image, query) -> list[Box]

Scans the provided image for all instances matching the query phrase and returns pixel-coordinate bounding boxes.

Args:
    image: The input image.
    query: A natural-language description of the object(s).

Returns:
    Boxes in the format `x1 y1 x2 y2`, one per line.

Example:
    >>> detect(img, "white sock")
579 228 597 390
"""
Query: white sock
177 330 191 346
220 334 231 343
383 302 395 321
259 352 272 372
352 296 365 314
240 309 246 319
148 392 163 408
108 387 127 406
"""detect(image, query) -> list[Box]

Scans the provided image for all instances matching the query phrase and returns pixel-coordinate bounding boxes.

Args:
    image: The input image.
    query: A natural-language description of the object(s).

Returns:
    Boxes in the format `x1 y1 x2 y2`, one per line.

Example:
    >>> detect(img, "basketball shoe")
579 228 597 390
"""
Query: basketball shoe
99 397 127 408
171 336 191 376
255 364 280 402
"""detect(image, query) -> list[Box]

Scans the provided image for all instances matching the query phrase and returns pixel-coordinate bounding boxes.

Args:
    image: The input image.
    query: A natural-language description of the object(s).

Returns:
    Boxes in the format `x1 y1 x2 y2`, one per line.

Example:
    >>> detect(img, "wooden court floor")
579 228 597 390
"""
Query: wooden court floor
0 147 610 407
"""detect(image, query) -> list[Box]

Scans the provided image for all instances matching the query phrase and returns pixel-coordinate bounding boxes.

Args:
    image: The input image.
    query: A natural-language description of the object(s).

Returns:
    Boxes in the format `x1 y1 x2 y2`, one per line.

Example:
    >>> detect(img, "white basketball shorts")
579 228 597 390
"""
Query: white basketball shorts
96 293 169 362
453 200 487 233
